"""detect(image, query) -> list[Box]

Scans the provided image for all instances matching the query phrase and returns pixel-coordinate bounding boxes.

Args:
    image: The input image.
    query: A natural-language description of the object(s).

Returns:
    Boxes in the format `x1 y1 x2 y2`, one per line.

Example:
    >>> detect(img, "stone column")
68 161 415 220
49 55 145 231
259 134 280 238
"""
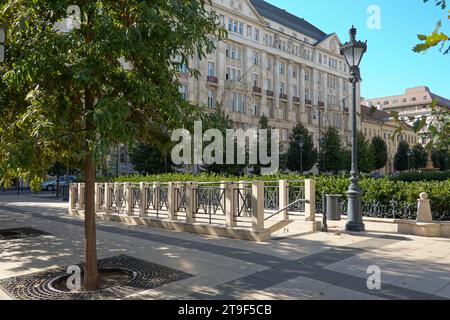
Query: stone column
273 56 280 112
287 61 293 111
304 179 316 221
216 41 226 105
416 192 433 223
125 182 133 216
104 182 112 215
312 69 319 106
185 182 197 224
94 183 101 212
69 183 77 210
261 52 268 116
78 183 85 210
139 182 147 217
252 180 265 231
225 182 237 227
279 180 289 221
168 182 177 221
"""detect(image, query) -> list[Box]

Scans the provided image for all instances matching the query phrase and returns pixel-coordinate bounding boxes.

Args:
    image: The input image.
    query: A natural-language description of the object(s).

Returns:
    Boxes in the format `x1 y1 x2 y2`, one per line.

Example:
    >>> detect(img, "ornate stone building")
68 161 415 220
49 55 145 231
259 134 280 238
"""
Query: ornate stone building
181 0 360 147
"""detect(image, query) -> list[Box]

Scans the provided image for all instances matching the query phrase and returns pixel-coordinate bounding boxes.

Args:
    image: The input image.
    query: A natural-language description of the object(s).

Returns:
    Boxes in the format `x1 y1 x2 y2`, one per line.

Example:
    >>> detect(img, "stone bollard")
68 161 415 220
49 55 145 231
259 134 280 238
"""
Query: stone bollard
416 192 433 223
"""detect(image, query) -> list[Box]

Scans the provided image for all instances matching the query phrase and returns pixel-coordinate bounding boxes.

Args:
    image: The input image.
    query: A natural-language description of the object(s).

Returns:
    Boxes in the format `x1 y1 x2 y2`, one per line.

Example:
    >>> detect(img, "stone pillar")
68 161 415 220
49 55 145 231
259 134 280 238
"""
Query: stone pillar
216 41 226 105
125 182 133 216
252 180 265 231
273 56 280 111
416 192 433 223
139 182 147 217
261 52 268 116
279 180 289 221
69 183 77 210
287 61 293 111
78 183 85 210
304 179 316 221
225 182 237 227
104 182 112 215
168 182 177 221
94 183 101 212
299 64 305 113
312 69 319 106
185 182 196 224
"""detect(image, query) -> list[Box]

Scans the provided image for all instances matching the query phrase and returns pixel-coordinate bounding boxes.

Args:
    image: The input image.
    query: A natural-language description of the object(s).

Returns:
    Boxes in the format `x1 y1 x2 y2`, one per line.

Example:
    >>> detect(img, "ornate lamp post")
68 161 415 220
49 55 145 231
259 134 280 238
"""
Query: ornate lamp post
340 26 367 232
298 138 304 174
0 26 6 63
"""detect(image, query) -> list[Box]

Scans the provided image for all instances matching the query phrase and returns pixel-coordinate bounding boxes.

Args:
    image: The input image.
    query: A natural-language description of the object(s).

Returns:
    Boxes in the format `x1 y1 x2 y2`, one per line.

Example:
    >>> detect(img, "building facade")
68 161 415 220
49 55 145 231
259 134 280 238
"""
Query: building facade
364 86 450 146
181 0 360 148
360 103 419 175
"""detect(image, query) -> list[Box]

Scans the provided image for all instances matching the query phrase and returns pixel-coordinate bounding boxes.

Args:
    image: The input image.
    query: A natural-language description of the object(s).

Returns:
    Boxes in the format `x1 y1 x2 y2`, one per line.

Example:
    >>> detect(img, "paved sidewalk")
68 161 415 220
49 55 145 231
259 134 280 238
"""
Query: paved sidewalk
1 193 450 300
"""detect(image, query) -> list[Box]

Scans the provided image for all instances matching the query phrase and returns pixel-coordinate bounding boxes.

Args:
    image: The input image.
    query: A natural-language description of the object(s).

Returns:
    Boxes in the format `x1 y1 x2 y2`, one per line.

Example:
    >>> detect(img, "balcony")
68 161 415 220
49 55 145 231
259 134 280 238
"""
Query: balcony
343 107 350 114
207 76 218 85
279 93 288 100
266 90 274 98
318 101 325 107
252 87 262 95
305 99 312 105
293 96 301 103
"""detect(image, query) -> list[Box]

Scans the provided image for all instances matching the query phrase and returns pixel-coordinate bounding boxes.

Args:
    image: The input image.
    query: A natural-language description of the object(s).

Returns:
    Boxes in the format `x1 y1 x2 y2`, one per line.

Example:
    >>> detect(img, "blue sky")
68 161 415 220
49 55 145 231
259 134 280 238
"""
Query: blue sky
265 0 449 99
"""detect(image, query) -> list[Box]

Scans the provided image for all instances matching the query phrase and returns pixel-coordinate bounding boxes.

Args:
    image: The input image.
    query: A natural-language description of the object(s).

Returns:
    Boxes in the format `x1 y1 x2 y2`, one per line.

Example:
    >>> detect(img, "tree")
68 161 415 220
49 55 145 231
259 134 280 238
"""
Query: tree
47 162 66 196
130 144 172 175
412 144 428 169
414 0 449 54
394 141 411 171
370 136 388 171
0 1 225 290
433 148 450 170
318 127 344 174
343 132 374 174
285 122 318 173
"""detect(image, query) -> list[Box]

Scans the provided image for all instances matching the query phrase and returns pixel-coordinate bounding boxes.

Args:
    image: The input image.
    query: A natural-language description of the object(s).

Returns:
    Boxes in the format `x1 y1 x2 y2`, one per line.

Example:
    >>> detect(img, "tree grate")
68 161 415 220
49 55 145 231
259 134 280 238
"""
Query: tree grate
0 255 191 300
0 227 50 240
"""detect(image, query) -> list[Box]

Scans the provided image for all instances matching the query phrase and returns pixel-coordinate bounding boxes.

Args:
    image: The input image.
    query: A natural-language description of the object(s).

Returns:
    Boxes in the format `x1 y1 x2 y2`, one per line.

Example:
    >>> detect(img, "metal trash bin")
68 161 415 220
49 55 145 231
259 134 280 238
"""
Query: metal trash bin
62 185 69 201
325 194 342 221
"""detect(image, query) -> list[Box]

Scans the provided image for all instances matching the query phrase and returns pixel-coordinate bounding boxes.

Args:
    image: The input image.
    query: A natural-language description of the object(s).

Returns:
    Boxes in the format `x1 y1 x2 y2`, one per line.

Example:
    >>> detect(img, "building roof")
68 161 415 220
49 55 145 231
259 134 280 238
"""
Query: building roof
249 0 328 42
361 105 391 122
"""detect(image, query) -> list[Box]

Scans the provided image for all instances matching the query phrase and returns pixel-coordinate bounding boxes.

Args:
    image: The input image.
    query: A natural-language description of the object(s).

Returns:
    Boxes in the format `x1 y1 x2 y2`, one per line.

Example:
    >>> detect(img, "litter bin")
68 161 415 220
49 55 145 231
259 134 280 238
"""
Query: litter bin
62 185 69 201
325 194 342 221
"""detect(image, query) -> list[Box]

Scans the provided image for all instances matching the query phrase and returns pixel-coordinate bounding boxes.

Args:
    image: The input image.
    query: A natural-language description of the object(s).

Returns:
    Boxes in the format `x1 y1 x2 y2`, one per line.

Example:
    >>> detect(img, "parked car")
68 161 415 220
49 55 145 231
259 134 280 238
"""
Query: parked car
41 176 77 191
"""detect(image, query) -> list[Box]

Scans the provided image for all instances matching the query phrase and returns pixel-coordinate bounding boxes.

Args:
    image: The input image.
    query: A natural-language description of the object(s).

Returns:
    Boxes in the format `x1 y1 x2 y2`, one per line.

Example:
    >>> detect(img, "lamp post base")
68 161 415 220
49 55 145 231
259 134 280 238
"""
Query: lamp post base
345 221 365 232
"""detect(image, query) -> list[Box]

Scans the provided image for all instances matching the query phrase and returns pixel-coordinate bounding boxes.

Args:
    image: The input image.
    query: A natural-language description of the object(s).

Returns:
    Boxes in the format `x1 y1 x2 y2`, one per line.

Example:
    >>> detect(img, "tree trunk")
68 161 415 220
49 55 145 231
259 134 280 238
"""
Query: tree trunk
83 87 98 290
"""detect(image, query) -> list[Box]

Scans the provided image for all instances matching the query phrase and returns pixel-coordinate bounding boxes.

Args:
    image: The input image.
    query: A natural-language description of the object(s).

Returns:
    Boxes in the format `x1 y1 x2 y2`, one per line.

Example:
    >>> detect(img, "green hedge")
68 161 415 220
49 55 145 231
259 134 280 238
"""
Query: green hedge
107 173 450 215
389 171 450 182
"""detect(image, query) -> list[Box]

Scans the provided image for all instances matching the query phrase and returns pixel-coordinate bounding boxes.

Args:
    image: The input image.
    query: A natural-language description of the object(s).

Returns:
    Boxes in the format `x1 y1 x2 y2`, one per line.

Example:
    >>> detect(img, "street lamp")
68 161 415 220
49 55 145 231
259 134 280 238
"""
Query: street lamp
298 138 304 174
340 26 367 232
407 150 413 171
0 25 6 63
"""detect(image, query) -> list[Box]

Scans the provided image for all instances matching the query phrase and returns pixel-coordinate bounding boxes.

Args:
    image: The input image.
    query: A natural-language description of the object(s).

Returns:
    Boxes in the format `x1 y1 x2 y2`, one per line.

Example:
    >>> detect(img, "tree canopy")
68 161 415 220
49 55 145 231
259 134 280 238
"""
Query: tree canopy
285 122 318 173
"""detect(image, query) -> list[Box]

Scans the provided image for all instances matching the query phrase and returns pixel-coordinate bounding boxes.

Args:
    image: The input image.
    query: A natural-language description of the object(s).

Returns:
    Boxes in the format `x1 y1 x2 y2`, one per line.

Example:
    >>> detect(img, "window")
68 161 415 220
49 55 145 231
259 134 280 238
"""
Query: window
179 85 188 100
247 25 252 38
207 62 215 77
254 28 260 41
120 146 127 164
279 62 285 75
319 53 322 64
266 78 272 91
267 57 272 71
253 51 260 65
238 23 244 35
305 70 310 82
253 73 259 87
207 90 216 108
236 47 241 60
324 55 327 65
280 83 285 94
293 85 298 97
411 97 417 101
293 67 297 78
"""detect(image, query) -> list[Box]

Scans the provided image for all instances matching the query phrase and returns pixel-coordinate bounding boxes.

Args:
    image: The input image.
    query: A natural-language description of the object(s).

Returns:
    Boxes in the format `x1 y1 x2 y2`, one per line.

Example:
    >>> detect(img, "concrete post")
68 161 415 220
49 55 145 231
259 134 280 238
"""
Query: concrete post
104 182 112 215
279 180 289 221
416 192 433 223
168 182 177 221
139 182 147 217
252 181 265 231
94 183 101 212
185 182 196 224
225 182 237 228
78 183 85 210
69 183 76 210
125 182 133 216
304 179 316 221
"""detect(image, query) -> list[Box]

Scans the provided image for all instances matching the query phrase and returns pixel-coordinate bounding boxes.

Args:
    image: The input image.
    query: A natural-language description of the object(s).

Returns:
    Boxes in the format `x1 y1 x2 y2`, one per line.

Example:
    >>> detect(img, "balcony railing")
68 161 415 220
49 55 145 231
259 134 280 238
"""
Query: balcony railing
318 101 325 107
293 96 300 103
252 87 262 95
305 99 312 105
266 90 274 98
279 93 288 100
207 76 218 84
